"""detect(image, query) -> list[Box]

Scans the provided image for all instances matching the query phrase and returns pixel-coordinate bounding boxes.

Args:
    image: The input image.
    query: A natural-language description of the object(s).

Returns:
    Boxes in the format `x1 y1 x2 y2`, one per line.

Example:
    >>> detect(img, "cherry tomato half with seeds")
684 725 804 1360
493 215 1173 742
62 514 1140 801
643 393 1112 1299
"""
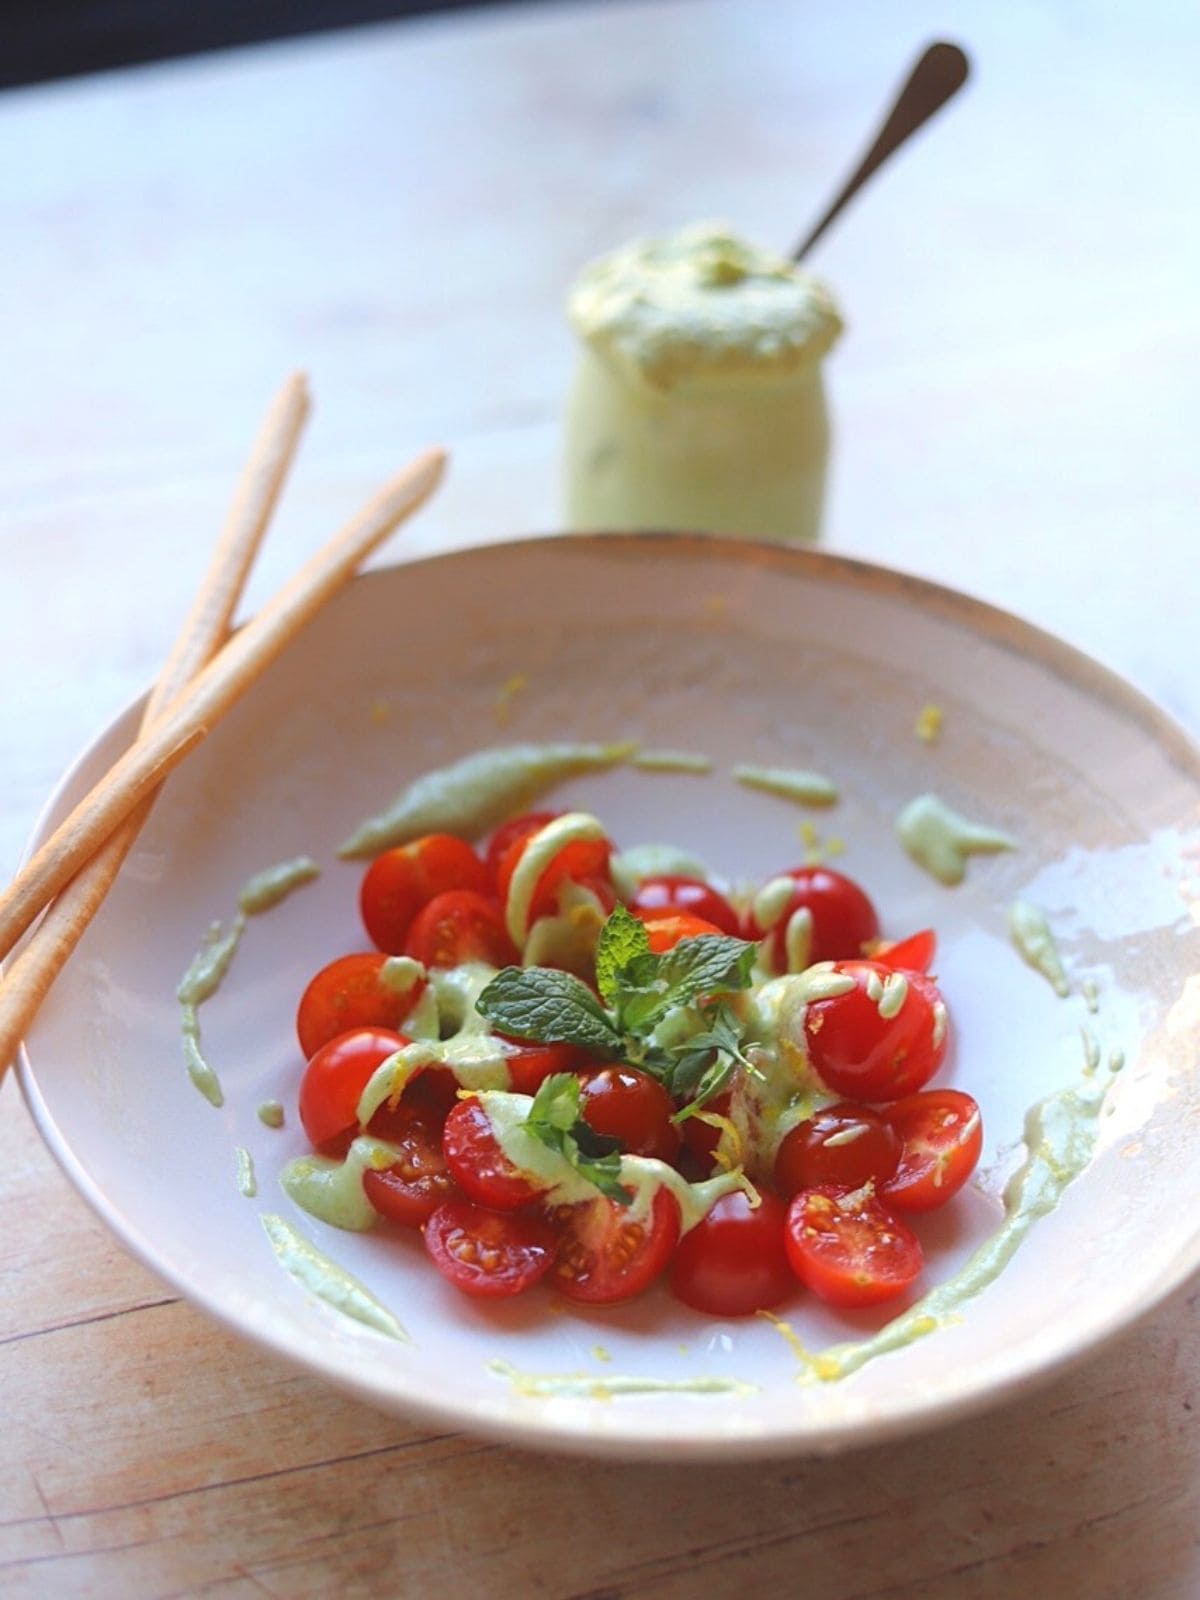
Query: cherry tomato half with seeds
879 1089 983 1213
424 1199 559 1299
403 889 518 970
359 833 489 953
629 876 741 937
774 1102 901 1198
803 961 948 1103
576 1065 681 1164
549 1186 681 1304
441 1096 549 1211
745 866 880 973
361 1102 462 1227
785 1186 923 1308
296 954 425 1061
670 1190 794 1317
298 1025 409 1155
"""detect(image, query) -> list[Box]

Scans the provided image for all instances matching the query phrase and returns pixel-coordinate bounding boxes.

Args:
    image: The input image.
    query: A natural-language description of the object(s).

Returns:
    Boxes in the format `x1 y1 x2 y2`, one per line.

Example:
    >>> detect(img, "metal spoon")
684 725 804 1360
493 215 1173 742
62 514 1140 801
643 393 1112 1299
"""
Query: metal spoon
793 40 970 260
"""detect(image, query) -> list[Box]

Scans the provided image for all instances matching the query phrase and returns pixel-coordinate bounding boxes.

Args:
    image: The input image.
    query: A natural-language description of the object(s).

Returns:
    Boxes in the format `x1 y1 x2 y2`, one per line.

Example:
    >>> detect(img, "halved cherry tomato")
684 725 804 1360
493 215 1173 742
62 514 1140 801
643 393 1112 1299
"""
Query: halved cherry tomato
629 876 741 937
484 810 562 888
497 829 614 926
577 1065 681 1164
424 1199 559 1298
550 1186 681 1304
670 1190 793 1316
296 954 425 1061
497 1035 582 1096
298 1025 408 1154
635 910 723 953
774 1102 900 1198
874 928 937 975
359 834 489 953
441 1096 548 1211
403 890 518 970
802 961 948 1102
879 1089 982 1212
785 1186 923 1307
361 1103 461 1227
745 866 880 973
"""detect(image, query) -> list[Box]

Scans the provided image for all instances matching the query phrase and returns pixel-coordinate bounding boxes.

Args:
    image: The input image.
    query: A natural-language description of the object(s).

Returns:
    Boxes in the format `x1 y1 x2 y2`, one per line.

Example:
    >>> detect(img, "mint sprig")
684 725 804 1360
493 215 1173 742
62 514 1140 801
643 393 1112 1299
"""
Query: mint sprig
476 906 758 1116
524 1073 630 1205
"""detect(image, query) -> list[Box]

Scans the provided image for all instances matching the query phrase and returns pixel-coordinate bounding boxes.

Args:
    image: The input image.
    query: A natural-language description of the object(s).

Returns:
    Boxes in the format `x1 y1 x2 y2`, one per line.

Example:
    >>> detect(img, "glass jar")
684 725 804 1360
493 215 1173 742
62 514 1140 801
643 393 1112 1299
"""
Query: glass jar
565 223 843 542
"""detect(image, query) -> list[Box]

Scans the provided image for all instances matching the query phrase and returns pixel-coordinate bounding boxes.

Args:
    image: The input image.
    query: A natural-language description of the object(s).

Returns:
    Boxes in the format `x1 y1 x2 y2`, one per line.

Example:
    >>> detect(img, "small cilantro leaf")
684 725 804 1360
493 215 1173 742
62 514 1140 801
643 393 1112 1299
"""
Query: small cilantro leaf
595 903 651 1005
476 967 621 1053
524 1073 630 1205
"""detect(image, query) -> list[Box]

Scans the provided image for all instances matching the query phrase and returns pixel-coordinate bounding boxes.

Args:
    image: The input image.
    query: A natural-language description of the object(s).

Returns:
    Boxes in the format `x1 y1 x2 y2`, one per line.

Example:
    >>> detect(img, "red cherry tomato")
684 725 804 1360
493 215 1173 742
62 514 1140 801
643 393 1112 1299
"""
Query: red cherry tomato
774 1102 901 1198
403 890 518 969
802 962 948 1103
496 1035 582 1096
424 1199 559 1299
577 1065 682 1164
629 876 741 937
874 928 937 975
296 953 425 1061
670 1190 794 1316
497 829 614 926
441 1096 548 1211
745 866 880 973
879 1090 983 1213
298 1025 408 1154
635 910 723 953
484 810 562 887
361 1103 461 1227
676 1095 733 1178
785 1186 924 1307
550 1187 681 1304
359 833 489 953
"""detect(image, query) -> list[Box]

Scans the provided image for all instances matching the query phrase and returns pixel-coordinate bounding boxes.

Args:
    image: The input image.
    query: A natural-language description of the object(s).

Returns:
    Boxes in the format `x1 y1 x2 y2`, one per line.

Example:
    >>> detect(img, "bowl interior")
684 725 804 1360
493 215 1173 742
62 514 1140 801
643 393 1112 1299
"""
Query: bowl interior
19 534 1200 1458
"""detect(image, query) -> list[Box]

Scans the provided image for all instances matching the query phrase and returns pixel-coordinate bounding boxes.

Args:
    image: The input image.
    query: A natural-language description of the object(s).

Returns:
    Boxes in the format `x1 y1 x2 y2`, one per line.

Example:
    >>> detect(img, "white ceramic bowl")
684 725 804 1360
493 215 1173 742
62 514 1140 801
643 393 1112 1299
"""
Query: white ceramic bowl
18 535 1200 1459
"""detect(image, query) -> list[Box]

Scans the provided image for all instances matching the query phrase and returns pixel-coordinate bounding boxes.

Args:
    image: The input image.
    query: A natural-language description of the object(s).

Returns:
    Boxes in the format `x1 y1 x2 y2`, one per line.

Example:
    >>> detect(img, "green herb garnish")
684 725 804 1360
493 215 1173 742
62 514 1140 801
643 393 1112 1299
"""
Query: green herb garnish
524 1073 630 1205
476 906 758 1116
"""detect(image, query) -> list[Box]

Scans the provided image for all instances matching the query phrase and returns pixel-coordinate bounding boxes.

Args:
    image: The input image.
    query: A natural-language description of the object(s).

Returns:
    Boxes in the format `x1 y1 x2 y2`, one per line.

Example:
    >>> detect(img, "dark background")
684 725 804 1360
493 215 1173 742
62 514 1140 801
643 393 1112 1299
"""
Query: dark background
2 0 530 90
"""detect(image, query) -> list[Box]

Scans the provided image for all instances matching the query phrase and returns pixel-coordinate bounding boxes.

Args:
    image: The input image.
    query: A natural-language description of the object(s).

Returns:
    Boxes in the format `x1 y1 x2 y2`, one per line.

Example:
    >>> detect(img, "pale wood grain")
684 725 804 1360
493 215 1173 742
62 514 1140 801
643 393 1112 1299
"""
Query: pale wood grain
1 0 1198 1595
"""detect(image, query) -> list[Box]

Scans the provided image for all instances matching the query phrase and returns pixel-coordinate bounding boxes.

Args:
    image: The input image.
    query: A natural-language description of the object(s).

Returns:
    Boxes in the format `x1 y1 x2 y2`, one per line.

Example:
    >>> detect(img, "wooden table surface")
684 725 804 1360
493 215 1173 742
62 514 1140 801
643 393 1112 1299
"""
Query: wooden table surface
2 2 1198 1594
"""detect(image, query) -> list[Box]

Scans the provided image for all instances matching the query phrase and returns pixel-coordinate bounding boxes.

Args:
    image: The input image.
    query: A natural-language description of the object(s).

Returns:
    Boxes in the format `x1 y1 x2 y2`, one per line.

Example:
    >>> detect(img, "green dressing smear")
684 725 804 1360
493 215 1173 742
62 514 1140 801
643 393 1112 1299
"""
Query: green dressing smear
767 1071 1113 1383
261 1214 409 1341
896 793 1016 886
177 858 321 1106
488 1361 756 1400
235 1147 258 1198
1010 901 1070 997
338 741 636 859
258 1100 285 1129
733 764 840 808
632 749 713 774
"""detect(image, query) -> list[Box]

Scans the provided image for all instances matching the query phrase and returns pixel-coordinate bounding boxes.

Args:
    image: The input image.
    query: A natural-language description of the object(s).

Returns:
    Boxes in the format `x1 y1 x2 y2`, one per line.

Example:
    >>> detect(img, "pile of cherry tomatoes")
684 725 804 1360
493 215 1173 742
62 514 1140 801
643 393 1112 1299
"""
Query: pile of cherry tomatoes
292 809 982 1317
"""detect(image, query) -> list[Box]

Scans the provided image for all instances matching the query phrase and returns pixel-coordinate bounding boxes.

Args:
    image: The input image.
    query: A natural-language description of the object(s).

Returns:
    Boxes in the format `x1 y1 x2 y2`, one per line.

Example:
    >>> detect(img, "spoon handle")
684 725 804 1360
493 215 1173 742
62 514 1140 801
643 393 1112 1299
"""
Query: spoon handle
793 40 970 260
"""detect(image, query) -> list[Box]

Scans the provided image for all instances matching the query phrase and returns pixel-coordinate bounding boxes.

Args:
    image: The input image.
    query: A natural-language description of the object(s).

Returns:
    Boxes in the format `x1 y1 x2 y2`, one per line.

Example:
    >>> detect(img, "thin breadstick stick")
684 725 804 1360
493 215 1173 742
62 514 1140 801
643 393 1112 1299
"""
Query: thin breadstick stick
0 373 310 1075
0 443 446 983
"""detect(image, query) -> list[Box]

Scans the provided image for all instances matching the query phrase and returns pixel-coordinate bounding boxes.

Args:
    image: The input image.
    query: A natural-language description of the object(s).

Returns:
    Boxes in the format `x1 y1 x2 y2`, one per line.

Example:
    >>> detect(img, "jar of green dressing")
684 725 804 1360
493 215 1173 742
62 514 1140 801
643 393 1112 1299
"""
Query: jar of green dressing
565 223 843 542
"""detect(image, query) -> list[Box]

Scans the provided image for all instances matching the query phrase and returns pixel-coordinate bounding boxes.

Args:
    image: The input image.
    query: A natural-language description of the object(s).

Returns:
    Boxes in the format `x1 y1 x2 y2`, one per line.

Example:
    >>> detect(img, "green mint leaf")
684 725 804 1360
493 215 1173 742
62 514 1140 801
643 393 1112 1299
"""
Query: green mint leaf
475 967 621 1053
594 903 651 1005
653 934 757 1007
666 1001 755 1119
522 1072 631 1206
672 1055 737 1122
